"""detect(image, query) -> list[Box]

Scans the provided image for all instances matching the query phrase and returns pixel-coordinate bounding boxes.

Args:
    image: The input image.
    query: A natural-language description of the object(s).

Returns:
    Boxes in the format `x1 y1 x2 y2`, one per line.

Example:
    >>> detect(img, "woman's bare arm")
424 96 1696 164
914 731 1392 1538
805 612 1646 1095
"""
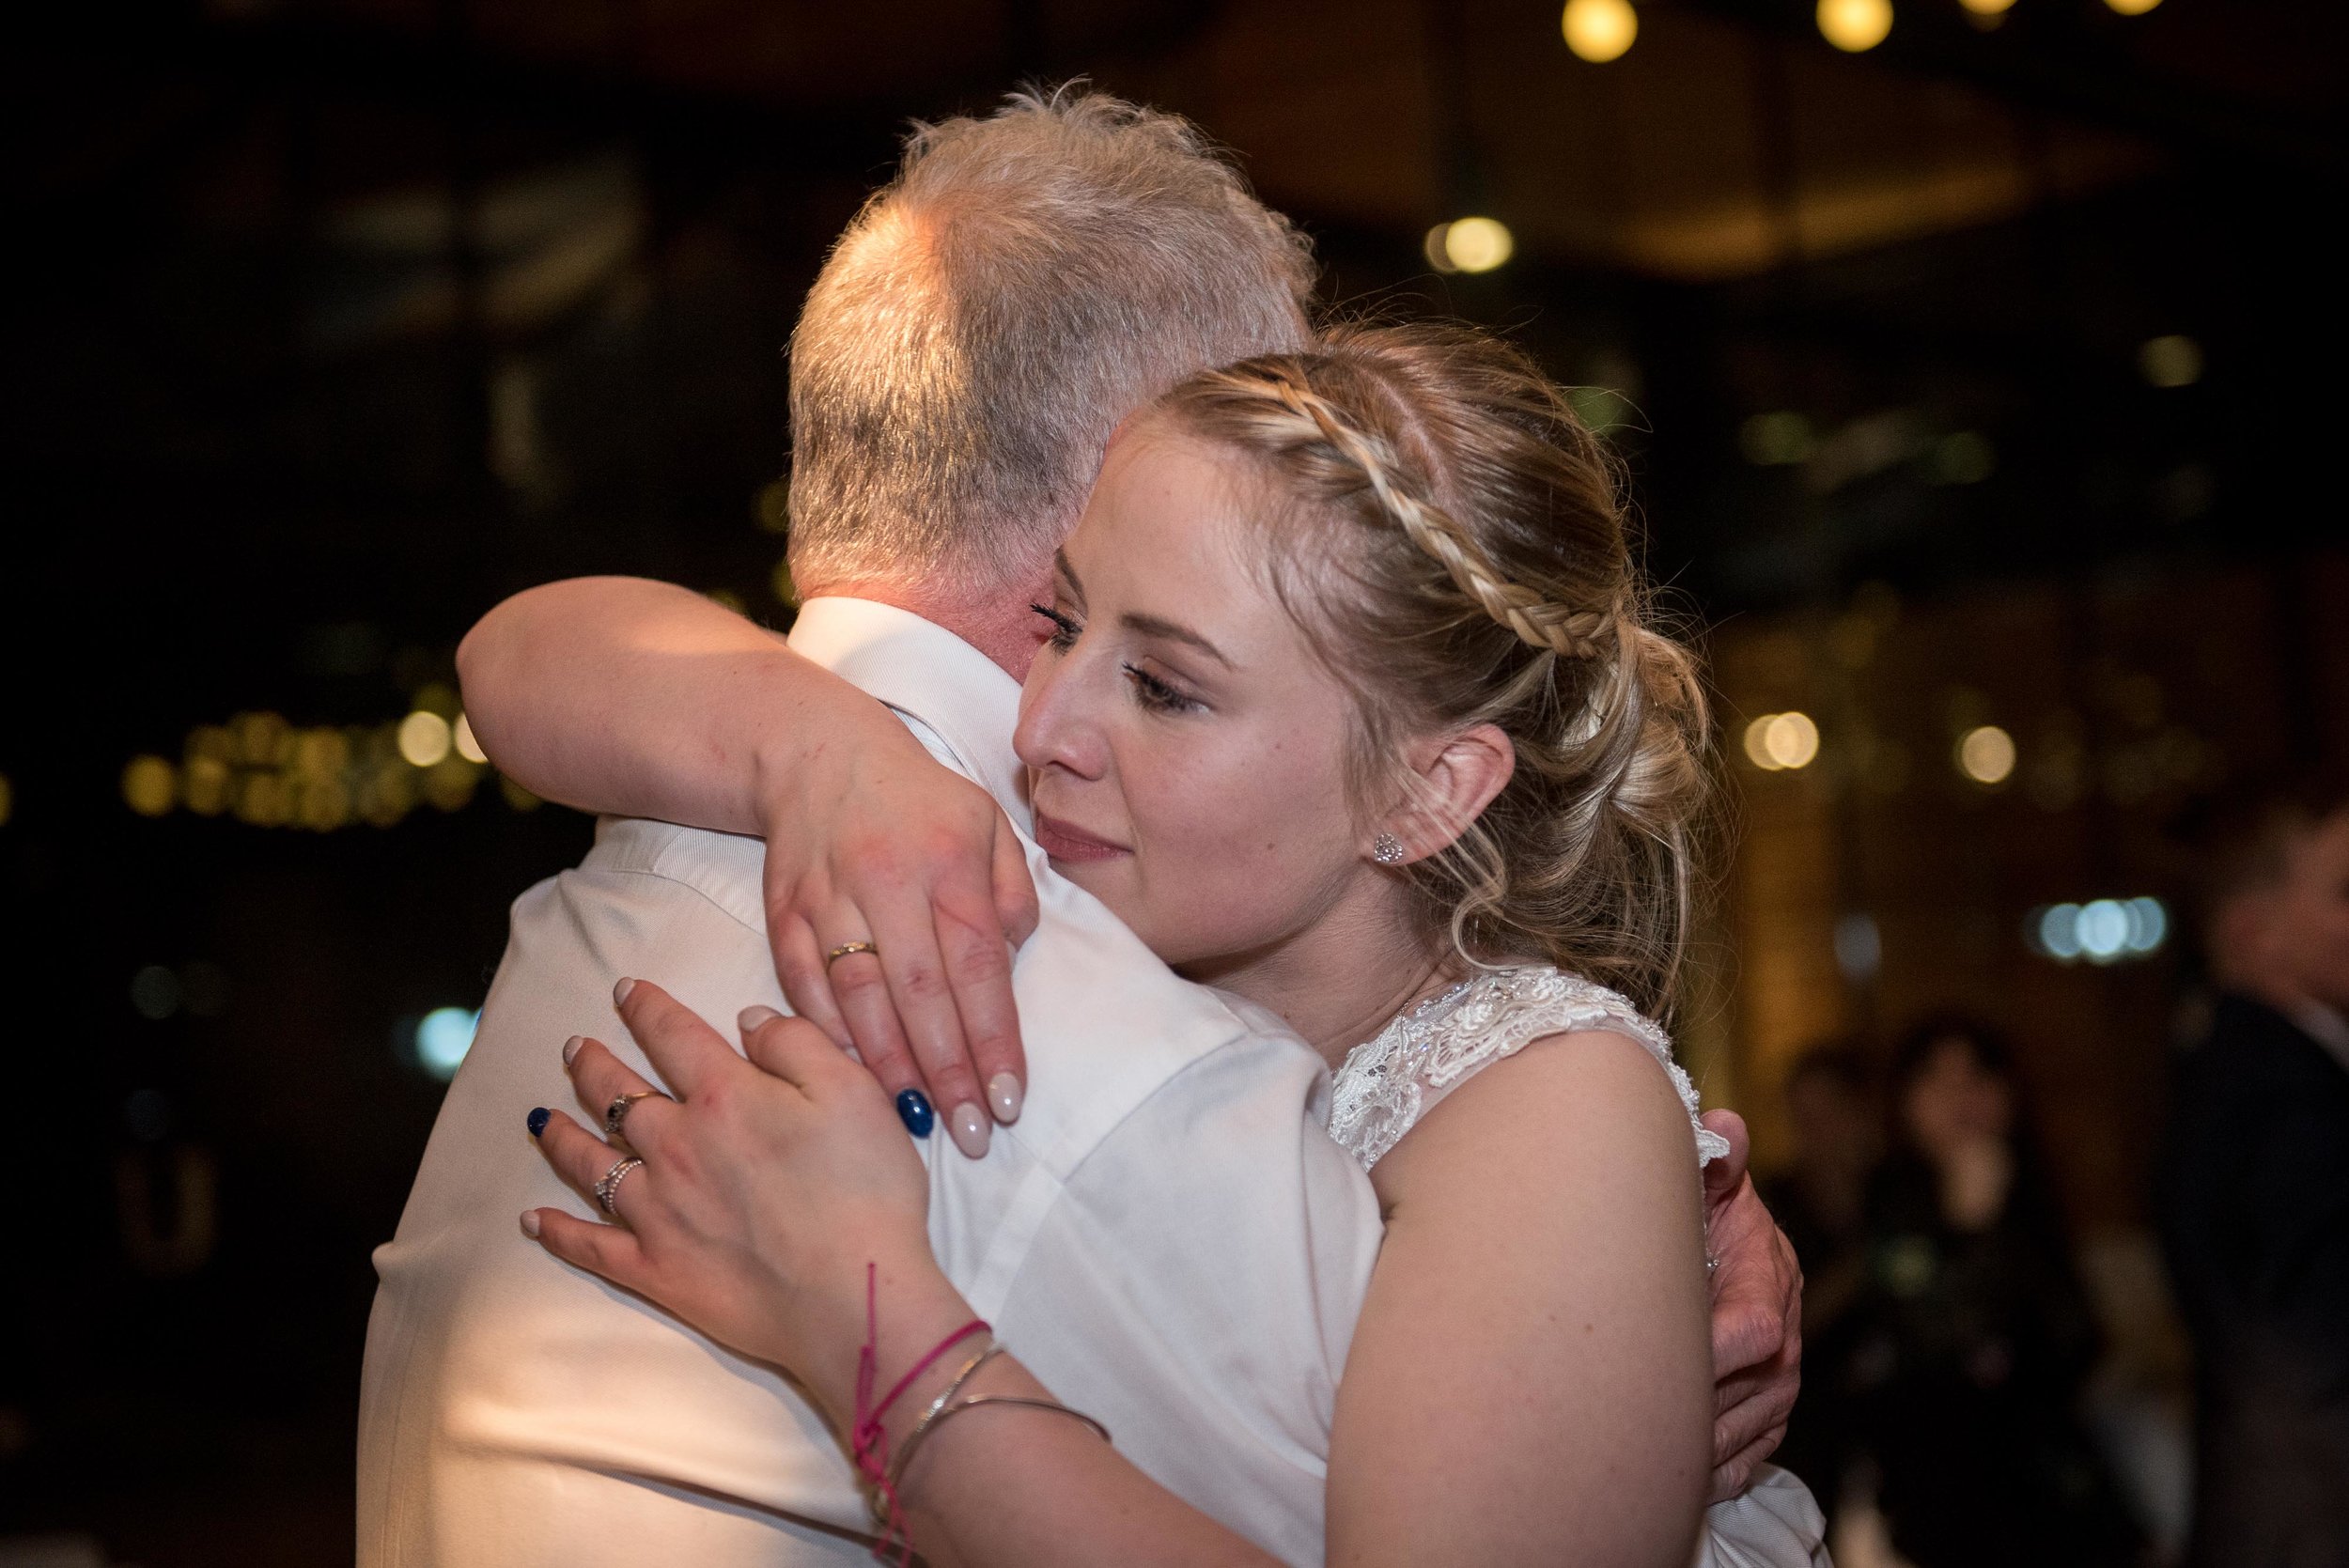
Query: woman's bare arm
458 576 900 832
1327 1032 1716 1566
459 576 1035 1147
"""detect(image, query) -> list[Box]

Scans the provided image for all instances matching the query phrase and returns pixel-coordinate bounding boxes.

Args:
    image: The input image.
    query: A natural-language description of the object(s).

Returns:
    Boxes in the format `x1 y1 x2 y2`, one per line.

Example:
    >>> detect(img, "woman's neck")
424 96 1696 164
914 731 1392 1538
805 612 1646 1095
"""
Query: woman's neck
1179 882 1459 1068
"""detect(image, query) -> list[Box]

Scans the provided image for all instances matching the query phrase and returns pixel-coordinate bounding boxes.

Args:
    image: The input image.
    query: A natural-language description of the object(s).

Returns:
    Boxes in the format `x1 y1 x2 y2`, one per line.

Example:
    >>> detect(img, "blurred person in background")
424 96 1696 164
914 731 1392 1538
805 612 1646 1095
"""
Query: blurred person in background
2158 785 2349 1568
1760 1041 1884 1527
1851 1012 2141 1568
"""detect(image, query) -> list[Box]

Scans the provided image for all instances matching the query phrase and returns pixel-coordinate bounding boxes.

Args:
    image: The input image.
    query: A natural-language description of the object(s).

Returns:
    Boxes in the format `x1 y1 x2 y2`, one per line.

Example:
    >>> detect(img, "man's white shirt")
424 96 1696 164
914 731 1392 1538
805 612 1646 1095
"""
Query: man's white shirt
358 597 1385 1566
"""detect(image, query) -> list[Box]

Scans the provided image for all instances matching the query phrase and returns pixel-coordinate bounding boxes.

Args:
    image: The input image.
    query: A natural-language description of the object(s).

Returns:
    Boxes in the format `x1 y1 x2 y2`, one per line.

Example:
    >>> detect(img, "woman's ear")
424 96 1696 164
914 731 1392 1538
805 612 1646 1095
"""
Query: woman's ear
1380 723 1515 863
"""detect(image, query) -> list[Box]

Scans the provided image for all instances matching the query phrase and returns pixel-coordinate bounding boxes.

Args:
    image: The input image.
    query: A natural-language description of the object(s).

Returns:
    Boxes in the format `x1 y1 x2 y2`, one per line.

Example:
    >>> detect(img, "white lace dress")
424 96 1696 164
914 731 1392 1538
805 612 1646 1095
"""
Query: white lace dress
1327 964 1834 1568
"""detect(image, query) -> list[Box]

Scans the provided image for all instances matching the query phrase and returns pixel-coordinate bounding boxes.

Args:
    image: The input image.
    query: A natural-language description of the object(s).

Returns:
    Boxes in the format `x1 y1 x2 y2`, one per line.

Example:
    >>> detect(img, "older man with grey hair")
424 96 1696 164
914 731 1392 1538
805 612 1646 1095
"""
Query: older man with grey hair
361 87 1804 1567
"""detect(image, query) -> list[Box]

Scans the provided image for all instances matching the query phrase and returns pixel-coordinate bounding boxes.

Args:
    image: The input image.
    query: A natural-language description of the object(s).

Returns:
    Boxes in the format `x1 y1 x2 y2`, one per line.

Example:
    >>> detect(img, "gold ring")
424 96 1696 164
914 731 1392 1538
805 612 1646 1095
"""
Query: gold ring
603 1090 666 1139
824 941 879 969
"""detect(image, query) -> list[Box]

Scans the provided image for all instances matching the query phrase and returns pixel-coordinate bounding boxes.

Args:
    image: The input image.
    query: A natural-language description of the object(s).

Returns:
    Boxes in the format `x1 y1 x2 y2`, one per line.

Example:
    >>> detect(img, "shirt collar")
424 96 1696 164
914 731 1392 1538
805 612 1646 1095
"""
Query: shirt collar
786 596 1031 834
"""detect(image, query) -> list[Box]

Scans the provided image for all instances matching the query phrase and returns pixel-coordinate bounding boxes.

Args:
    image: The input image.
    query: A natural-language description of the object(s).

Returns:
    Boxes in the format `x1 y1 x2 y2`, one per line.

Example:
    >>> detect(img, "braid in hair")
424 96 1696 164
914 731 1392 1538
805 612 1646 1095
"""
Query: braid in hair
1256 377 1617 661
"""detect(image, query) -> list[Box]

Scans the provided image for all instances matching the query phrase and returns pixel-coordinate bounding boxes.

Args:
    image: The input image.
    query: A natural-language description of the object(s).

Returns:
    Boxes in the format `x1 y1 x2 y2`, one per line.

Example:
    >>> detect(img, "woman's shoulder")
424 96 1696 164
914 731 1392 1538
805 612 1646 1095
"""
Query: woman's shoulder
1329 964 1728 1172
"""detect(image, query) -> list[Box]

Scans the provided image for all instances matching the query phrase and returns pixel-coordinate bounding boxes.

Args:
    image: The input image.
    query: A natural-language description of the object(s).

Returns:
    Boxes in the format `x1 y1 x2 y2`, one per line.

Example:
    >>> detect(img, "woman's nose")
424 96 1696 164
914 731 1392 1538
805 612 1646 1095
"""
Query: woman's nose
1015 651 1109 781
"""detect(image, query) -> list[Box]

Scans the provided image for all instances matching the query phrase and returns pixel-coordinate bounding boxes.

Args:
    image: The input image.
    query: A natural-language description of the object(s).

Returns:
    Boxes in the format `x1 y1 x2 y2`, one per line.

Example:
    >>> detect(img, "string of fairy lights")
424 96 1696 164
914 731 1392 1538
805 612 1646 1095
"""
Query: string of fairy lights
1423 0 2178 285
116 691 538 832
1561 0 2161 67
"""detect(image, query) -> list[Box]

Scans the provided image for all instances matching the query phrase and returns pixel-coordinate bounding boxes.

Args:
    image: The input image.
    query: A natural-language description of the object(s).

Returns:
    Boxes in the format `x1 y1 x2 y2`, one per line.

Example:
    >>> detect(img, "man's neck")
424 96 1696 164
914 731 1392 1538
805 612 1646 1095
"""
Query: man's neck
800 571 1050 684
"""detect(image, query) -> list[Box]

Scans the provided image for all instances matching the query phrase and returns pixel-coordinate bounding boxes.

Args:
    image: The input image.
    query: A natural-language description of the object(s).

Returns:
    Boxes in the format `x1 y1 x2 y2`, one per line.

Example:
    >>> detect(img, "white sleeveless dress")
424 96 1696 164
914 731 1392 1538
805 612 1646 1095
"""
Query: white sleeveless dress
1326 964 1834 1568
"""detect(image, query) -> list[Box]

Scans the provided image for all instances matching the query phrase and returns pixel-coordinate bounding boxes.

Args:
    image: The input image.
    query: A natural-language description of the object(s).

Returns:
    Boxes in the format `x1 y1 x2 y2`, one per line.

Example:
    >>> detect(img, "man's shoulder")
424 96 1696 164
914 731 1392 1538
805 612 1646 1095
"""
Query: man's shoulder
575 816 767 933
1003 862 1334 1170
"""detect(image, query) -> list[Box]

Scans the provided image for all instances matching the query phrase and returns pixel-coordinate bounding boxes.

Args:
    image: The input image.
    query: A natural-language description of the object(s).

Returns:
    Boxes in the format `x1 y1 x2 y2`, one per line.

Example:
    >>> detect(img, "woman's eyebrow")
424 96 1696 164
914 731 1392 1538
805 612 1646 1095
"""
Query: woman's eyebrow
1052 550 1085 606
1121 611 1234 670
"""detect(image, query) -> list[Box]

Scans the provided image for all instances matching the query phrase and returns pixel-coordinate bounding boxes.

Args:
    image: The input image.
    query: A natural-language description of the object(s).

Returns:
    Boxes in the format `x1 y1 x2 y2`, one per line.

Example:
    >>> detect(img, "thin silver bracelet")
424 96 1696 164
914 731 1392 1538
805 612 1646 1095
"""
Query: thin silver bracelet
882 1341 1003 1496
902 1390 1113 1474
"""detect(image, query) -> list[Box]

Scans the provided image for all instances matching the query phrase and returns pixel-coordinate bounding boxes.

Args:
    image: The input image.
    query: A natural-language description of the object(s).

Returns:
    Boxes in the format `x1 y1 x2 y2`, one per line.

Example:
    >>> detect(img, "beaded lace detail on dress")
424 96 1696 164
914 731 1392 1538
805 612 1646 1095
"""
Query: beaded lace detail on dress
1328 965 1731 1172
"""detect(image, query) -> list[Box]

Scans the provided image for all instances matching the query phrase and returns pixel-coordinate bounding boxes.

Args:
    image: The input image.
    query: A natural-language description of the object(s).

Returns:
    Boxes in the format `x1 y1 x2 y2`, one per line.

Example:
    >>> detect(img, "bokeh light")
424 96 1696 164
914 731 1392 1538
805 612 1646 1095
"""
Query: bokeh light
1741 411 1815 466
398 710 454 768
2139 334 2202 388
2105 0 2160 13
1958 0 2014 12
132 964 182 1020
1744 712 1822 771
415 1007 480 1080
2028 897 2170 963
1817 0 1892 52
452 713 488 764
1562 0 1638 63
0 770 11 827
1426 217 1515 275
123 754 177 816
1956 724 2017 784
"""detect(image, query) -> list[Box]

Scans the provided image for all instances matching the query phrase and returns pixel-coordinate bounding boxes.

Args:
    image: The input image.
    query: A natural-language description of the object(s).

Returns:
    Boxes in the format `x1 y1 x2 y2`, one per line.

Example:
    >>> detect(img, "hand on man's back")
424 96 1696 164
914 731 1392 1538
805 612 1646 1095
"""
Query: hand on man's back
1696 1109 1804 1502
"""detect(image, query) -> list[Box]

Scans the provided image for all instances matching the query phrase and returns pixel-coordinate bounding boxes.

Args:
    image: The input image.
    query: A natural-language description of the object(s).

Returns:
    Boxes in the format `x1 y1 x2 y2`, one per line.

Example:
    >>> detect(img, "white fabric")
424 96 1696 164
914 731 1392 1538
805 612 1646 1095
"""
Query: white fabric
1330 965 1732 1171
1699 1468 1836 1568
359 594 1827 1568
360 597 1383 1566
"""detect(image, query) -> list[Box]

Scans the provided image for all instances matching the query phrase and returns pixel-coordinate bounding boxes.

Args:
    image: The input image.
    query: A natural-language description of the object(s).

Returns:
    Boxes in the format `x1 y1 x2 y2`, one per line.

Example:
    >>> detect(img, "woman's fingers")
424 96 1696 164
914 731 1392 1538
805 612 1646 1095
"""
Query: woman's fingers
534 1110 637 1211
819 940 926 1110
933 893 1025 1127
990 815 1041 947
526 1206 650 1293
863 901 997 1158
738 1006 851 1090
770 915 854 1054
610 977 739 1100
563 1034 677 1153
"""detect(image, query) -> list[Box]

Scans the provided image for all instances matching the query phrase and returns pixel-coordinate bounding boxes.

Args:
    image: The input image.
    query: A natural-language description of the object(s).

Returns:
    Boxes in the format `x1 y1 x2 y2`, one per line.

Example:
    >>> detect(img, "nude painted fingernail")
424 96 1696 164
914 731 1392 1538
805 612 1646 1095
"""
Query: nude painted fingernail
520 1210 542 1237
987 1073 1023 1124
613 976 636 1006
739 1005 781 1032
562 1035 583 1065
948 1100 990 1159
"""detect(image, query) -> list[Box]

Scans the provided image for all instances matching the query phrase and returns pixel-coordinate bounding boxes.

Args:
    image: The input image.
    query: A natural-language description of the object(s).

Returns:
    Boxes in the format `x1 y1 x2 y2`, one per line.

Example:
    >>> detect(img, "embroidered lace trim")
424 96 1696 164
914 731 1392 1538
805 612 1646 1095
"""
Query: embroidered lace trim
1328 965 1731 1172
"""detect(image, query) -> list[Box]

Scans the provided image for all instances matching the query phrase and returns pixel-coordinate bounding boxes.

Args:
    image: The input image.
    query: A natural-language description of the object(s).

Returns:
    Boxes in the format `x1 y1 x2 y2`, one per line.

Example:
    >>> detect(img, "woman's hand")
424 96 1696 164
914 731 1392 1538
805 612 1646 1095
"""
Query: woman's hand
458 576 1038 1161
754 716 1040 1161
1696 1109 1804 1501
523 978 962 1422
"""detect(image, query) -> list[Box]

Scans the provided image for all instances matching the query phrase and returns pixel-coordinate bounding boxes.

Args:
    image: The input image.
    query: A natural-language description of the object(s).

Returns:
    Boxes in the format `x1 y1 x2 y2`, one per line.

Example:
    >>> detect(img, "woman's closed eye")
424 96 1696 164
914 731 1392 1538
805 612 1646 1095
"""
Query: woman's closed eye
1031 602 1081 651
1123 662 1204 716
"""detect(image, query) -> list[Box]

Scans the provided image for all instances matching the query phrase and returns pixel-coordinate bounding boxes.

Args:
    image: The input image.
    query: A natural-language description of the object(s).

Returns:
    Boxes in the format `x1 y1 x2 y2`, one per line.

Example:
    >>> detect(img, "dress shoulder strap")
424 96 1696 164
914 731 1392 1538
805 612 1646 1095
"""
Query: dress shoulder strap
1328 966 1731 1172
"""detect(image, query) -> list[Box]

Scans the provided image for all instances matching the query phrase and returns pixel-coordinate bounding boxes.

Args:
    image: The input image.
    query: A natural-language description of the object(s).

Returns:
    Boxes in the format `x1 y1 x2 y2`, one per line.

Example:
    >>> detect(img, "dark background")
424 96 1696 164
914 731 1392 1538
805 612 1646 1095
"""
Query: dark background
5 1 2342 1561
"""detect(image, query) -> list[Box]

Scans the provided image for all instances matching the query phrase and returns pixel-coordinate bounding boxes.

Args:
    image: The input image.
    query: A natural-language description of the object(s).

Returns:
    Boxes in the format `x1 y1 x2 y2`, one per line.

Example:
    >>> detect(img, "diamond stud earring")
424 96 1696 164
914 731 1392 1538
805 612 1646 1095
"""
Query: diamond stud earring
1372 832 1407 866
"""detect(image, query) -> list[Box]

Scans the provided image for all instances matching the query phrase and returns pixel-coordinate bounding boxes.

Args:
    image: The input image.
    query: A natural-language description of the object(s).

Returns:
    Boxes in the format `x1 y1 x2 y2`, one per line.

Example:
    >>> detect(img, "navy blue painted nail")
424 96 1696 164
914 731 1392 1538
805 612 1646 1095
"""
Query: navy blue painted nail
526 1107 551 1140
894 1089 935 1139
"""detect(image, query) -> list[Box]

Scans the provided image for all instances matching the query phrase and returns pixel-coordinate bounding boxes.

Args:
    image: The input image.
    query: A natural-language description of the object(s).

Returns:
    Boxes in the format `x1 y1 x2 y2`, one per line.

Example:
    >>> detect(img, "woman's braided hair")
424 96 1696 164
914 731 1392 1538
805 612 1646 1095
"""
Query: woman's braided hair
1150 321 1715 1017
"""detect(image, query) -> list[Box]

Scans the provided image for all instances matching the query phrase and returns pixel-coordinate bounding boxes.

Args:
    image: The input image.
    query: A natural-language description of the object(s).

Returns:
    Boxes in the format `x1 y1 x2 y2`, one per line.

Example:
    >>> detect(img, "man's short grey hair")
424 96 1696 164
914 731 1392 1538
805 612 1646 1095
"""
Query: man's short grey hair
786 85 1317 591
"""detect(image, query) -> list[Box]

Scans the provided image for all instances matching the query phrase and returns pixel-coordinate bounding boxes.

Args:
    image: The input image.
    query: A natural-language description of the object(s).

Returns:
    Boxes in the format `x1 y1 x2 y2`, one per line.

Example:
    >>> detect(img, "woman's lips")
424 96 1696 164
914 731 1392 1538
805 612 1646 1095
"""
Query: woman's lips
1032 811 1129 863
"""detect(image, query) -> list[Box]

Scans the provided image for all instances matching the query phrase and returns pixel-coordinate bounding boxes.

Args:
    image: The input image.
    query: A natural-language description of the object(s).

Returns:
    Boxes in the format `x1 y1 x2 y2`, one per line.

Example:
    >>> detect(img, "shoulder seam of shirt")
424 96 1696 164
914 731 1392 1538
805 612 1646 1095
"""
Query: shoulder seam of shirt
566 859 766 941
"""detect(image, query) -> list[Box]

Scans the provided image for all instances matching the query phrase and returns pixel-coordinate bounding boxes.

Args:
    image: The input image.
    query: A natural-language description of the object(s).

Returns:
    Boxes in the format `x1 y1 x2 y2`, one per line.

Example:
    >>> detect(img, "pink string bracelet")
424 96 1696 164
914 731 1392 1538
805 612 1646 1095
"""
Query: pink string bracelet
848 1261 988 1565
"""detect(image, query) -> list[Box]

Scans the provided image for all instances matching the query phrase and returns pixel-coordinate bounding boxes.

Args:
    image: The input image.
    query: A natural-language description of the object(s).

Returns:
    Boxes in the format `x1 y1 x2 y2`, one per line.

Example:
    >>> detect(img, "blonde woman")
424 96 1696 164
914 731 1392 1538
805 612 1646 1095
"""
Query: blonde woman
473 325 1827 1565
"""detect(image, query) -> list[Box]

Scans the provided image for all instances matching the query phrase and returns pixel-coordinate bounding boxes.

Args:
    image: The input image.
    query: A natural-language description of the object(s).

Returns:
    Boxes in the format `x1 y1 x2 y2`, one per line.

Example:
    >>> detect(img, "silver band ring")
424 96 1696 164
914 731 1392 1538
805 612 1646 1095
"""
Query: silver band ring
824 940 879 969
603 1090 666 1138
594 1155 645 1216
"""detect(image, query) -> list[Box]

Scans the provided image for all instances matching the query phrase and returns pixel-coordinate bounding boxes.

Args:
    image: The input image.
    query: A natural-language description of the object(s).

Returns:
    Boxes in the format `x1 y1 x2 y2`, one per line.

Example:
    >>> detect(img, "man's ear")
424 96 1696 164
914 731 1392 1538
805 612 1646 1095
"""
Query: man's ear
1383 723 1515 863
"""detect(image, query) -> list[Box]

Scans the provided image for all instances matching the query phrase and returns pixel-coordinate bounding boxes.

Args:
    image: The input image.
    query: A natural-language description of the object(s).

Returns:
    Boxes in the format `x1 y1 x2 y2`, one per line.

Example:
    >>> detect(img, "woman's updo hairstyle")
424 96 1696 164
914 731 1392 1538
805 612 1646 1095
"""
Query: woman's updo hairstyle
1149 321 1714 1018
